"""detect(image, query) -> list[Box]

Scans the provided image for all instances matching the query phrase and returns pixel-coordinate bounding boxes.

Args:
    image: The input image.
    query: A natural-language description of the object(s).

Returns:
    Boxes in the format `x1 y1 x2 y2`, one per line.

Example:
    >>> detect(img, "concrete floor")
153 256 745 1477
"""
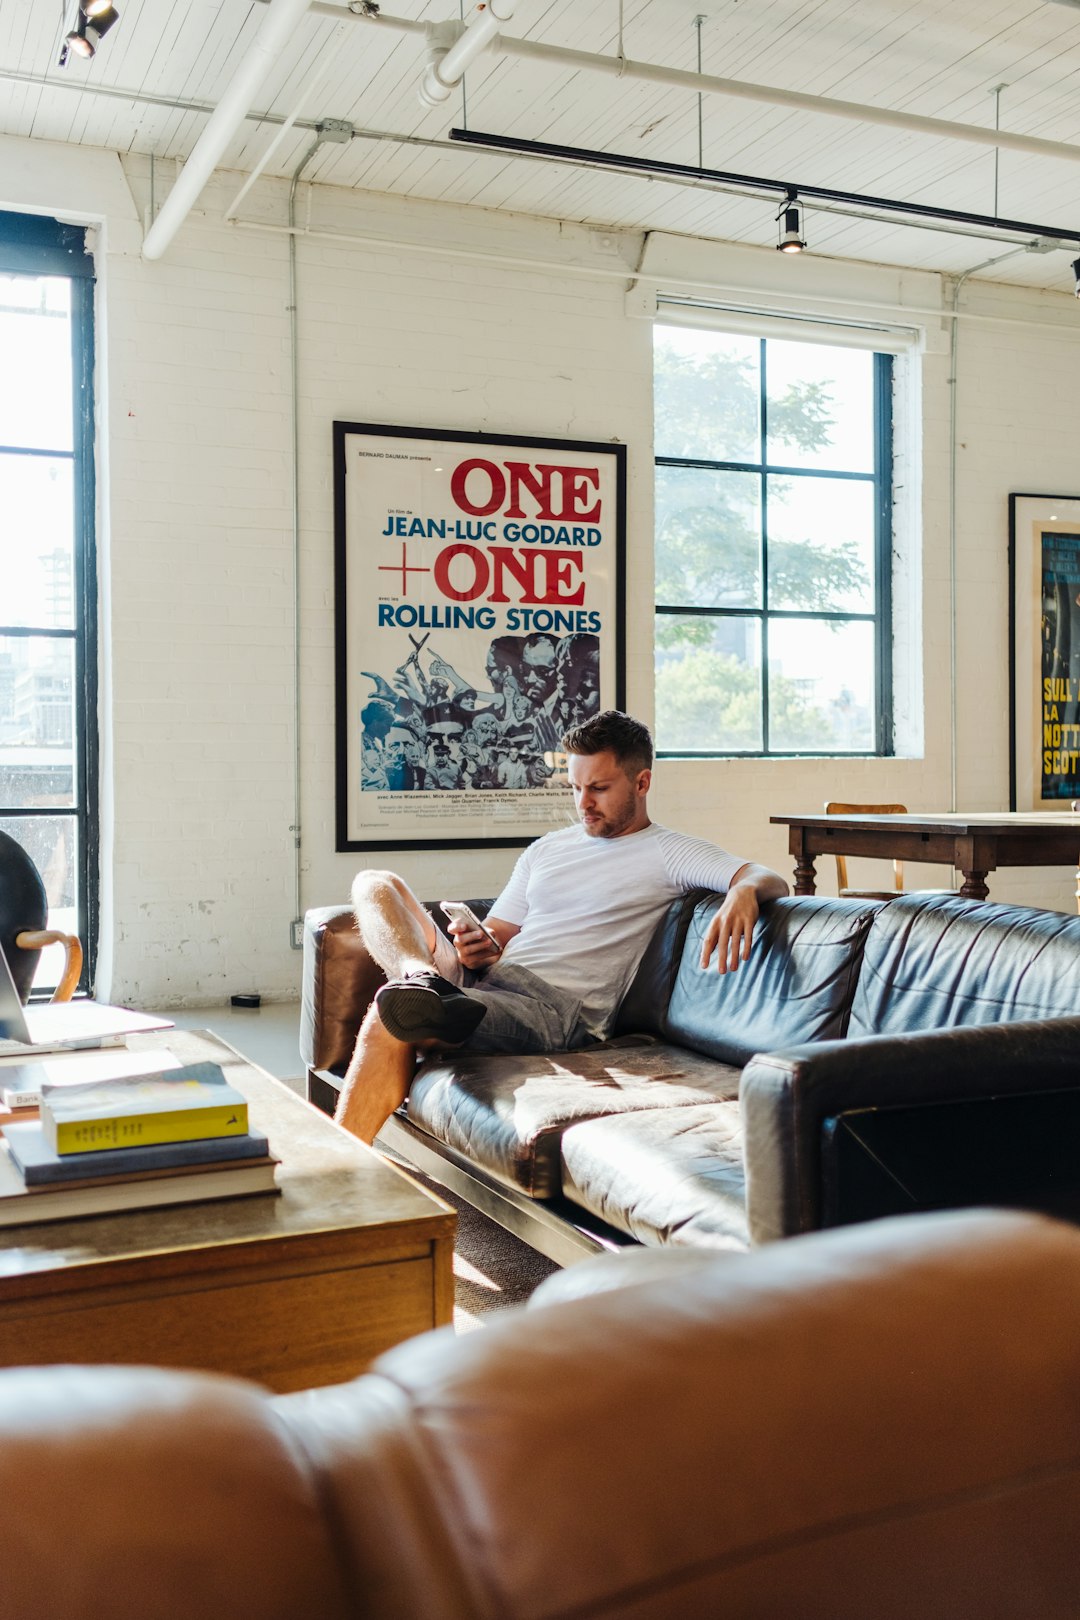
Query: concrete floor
163 1001 304 1092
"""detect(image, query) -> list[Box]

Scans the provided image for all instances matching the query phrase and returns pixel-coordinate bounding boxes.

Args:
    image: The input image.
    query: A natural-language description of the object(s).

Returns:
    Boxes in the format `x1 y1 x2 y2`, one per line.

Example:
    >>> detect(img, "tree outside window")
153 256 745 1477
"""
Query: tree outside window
653 323 892 757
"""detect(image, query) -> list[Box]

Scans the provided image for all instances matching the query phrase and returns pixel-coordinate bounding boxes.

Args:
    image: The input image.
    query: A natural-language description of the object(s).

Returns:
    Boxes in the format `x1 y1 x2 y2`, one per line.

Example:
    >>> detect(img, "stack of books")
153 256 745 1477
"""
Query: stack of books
0 1059 279 1226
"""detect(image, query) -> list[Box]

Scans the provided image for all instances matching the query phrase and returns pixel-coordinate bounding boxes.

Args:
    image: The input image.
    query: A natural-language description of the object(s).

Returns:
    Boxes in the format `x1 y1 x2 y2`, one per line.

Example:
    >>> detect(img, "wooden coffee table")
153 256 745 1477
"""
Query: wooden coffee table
0 1029 455 1392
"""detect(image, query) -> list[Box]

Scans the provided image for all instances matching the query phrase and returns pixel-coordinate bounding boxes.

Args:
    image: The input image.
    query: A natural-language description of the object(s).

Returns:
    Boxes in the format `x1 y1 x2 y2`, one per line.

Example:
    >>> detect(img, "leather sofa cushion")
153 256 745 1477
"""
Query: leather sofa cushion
560 1102 750 1249
660 893 883 1065
528 1243 741 1308
407 1043 743 1197
850 892 1080 1038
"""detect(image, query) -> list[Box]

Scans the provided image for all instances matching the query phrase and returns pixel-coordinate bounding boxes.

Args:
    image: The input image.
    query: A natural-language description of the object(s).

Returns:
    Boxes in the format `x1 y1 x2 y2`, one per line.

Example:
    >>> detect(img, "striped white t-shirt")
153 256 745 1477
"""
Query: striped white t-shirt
490 822 744 1038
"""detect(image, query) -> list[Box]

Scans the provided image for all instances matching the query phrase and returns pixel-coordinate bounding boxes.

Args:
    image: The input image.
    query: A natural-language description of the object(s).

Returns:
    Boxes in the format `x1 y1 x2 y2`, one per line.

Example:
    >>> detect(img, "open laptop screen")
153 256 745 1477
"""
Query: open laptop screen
0 943 33 1044
0 944 173 1055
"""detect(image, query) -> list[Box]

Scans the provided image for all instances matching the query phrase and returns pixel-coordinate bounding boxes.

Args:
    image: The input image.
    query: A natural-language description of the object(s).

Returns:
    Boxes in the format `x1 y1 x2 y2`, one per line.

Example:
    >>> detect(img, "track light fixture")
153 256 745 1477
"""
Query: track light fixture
85 0 121 38
58 1 120 68
777 193 807 254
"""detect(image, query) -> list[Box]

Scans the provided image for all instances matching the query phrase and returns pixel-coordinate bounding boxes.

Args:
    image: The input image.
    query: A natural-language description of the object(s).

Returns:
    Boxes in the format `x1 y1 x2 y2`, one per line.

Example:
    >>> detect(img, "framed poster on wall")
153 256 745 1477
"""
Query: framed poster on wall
334 422 626 851
1009 491 1080 809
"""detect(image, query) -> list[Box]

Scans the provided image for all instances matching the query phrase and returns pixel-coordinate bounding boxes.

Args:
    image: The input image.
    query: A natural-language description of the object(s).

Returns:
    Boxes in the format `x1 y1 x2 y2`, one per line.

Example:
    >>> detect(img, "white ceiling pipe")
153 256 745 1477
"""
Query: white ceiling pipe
224 19 347 221
142 0 314 260
506 39 1080 166
417 0 516 109
297 0 1080 167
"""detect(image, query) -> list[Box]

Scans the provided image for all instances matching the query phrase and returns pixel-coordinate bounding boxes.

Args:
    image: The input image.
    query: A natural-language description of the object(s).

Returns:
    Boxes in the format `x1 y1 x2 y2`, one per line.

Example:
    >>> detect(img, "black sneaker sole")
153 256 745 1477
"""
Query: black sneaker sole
375 982 486 1045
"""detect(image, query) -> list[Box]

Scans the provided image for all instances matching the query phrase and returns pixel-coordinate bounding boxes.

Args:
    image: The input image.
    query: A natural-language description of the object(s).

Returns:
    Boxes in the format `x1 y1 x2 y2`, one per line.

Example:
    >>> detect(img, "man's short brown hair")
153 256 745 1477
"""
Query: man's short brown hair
560 710 653 774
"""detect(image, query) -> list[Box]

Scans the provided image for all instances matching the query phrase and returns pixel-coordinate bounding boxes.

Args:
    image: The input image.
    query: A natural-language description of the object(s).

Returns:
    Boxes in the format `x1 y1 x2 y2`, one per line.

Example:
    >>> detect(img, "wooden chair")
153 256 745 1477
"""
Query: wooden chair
824 801 960 903
0 829 83 1002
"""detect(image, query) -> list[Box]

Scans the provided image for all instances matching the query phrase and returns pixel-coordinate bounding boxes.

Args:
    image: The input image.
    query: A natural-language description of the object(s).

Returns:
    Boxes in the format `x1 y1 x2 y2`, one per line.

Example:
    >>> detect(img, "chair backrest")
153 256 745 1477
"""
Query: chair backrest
824 800 907 892
0 830 48 1002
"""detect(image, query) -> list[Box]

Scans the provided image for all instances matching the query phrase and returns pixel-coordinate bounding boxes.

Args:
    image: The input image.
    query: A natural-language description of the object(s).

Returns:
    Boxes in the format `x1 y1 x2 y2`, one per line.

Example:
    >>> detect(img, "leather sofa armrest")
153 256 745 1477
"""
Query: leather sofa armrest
741 1015 1080 1245
300 897 497 1078
300 905 384 1077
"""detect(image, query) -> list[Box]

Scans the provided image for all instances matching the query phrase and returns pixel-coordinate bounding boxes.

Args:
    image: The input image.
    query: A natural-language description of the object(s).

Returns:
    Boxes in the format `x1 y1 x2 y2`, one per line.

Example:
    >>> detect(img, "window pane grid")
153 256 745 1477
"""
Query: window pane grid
654 322 891 759
0 221 96 992
658 456 875 482
656 606 878 623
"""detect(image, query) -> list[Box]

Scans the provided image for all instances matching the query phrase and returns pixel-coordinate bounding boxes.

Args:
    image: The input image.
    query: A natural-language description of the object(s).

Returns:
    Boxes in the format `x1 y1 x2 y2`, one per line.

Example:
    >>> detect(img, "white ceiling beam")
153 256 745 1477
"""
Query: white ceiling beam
291 1 1080 167
142 0 314 261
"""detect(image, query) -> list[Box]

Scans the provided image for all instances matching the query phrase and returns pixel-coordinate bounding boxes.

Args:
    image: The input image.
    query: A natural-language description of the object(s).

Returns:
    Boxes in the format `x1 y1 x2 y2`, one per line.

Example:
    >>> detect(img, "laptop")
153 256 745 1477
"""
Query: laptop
0 942 173 1057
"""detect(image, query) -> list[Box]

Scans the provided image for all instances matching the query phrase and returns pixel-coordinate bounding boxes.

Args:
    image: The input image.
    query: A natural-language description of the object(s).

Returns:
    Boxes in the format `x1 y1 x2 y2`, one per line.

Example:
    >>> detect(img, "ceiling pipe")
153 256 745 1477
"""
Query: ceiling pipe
224 19 348 221
142 0 314 261
417 0 516 109
283 0 1080 167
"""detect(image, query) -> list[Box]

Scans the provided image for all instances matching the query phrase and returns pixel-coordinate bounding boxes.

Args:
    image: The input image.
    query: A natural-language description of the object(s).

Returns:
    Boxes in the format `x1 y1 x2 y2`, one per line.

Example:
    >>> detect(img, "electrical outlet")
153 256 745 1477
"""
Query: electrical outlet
290 919 305 950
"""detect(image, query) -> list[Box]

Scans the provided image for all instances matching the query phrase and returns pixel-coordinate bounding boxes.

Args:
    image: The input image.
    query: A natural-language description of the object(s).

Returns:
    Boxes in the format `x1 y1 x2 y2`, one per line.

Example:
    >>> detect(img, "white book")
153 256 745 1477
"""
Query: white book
1 1047 185 1110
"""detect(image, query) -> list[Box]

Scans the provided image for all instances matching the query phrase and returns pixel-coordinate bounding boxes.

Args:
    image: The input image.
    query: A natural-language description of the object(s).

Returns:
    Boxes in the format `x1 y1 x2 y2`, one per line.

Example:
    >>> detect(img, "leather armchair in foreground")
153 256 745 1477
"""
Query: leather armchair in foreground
5 1208 1080 1619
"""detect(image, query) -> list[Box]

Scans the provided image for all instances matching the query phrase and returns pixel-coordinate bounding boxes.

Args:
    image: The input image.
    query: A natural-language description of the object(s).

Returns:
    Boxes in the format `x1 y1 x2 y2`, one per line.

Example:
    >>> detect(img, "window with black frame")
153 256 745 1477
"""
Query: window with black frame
0 212 97 993
653 320 893 758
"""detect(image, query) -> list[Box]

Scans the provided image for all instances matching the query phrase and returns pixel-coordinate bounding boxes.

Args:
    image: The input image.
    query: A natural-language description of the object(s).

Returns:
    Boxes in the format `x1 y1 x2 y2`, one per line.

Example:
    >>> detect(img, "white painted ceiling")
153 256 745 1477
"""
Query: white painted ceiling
5 0 1080 289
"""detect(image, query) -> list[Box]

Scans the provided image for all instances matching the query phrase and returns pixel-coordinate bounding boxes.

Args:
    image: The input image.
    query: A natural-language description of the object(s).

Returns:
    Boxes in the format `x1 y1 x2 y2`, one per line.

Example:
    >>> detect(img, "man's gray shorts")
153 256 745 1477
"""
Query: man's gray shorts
430 924 591 1055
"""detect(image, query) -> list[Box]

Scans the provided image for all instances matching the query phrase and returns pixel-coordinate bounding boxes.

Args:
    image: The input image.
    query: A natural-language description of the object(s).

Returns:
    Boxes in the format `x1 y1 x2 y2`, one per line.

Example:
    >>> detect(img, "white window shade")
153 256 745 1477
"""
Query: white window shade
657 296 921 355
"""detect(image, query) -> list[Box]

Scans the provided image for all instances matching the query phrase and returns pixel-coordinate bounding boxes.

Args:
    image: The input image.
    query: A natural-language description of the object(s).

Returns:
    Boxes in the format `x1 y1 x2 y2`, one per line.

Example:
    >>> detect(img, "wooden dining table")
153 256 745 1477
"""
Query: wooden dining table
769 811 1080 902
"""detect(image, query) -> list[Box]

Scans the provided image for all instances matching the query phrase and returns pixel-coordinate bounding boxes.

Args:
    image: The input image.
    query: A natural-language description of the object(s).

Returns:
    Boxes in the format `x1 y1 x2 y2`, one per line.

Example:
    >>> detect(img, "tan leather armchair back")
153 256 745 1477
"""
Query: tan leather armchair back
5 1209 1080 1620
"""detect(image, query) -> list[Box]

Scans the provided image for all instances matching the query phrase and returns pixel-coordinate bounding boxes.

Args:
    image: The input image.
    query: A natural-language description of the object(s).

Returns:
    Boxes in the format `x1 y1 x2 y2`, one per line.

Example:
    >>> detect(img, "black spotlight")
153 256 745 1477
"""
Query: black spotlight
85 0 120 40
777 194 807 255
58 1 120 66
59 10 94 66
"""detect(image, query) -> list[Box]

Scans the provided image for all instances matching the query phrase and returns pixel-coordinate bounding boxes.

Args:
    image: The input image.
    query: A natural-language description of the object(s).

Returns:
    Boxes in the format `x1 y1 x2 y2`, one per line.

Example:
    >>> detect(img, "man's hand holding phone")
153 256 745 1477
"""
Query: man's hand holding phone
440 901 503 970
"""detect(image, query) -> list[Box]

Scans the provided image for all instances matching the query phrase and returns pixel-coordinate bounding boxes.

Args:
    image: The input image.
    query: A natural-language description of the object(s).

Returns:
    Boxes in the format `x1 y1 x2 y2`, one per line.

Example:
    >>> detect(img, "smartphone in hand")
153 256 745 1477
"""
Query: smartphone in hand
439 900 502 954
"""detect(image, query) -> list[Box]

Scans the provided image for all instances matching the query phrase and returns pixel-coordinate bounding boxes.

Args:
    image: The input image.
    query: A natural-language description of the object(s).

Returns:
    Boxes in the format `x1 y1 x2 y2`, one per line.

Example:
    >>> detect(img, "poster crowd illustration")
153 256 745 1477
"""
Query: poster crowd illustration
335 426 624 850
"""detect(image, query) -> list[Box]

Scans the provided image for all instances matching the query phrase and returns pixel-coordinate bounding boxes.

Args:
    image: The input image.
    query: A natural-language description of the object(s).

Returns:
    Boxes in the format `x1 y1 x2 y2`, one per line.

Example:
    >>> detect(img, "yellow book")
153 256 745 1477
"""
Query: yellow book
39 1062 248 1156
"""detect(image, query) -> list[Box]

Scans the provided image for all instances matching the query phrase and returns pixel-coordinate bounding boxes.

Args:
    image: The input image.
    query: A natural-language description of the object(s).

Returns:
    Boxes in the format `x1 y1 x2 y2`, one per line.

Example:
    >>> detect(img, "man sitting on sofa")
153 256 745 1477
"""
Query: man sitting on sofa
335 710 788 1144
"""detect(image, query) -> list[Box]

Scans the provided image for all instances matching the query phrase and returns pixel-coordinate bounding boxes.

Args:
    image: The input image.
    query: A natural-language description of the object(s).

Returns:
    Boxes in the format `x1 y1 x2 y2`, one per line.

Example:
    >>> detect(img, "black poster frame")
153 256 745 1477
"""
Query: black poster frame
333 417 628 855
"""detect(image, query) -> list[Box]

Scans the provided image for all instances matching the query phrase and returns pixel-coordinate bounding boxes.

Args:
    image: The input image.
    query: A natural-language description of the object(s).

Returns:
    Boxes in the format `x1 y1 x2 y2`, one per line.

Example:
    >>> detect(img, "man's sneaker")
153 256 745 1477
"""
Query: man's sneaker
374 971 487 1046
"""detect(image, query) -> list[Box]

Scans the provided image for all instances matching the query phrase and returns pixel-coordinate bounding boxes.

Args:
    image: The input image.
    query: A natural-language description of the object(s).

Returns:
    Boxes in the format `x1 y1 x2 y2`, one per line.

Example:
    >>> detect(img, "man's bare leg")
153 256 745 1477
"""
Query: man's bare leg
333 869 440 1145
349 868 439 980
335 1003 417 1144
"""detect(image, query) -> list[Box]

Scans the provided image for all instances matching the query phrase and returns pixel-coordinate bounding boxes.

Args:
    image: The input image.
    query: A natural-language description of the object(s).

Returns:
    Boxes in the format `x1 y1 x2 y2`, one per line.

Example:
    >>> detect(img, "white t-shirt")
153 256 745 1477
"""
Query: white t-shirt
490 822 745 1038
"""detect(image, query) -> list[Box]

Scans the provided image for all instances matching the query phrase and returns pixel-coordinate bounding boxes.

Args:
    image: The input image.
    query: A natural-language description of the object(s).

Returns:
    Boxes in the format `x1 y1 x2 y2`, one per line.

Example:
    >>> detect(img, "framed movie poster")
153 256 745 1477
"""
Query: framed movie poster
334 423 626 851
1009 491 1080 809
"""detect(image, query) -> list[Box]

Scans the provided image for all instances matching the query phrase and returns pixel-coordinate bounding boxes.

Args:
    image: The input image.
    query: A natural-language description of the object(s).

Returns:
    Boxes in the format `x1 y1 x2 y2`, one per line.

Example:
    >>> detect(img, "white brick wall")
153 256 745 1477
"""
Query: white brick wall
4 140 1080 1005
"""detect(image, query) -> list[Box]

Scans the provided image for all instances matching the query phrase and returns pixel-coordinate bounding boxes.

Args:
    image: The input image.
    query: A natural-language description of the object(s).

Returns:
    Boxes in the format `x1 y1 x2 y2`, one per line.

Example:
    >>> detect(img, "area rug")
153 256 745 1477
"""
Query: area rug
387 1159 561 1332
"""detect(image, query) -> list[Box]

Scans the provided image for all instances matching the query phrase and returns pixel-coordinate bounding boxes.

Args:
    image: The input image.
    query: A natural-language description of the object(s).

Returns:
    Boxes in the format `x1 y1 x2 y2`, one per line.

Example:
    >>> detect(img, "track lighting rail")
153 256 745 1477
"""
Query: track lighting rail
449 128 1080 251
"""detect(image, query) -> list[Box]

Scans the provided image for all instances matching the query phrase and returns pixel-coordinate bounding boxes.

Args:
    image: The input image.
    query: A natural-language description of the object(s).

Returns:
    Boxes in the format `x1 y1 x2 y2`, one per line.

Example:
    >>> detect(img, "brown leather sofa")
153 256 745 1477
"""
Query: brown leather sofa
5 1209 1080 1620
302 890 1080 1262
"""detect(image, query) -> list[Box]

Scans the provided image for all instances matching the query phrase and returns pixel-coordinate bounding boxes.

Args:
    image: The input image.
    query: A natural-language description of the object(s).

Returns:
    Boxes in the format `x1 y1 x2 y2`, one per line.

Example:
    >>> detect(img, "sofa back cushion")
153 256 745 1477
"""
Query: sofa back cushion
619 893 883 1066
849 893 1080 1038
